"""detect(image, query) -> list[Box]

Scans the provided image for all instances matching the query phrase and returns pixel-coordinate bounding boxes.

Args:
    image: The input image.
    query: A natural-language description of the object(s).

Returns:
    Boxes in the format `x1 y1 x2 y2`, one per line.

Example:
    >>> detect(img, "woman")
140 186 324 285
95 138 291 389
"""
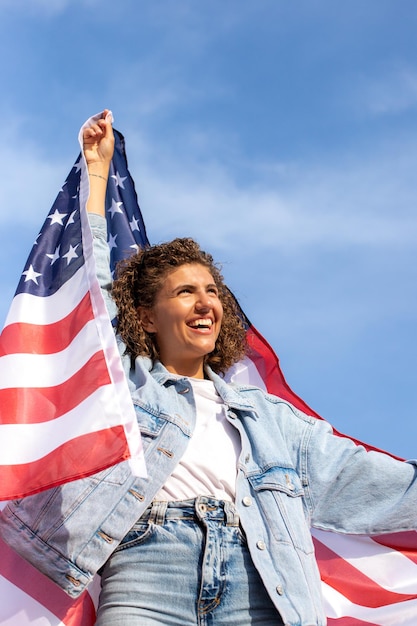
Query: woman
85 113 281 625
1 112 417 626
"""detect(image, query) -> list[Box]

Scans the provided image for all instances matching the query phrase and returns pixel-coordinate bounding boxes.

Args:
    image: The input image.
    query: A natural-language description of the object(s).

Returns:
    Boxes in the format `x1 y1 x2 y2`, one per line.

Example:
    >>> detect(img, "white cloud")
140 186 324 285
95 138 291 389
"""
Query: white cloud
352 64 417 116
2 113 416 255
120 126 417 256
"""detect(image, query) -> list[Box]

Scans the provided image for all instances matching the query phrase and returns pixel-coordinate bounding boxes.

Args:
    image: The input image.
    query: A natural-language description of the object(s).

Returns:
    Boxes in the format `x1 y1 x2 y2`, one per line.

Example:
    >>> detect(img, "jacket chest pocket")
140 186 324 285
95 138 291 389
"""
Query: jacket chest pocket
248 466 314 554
134 405 167 452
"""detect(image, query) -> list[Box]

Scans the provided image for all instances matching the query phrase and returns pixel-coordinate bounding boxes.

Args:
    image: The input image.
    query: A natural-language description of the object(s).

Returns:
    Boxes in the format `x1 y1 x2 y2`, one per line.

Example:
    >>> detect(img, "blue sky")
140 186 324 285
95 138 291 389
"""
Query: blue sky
1 0 417 458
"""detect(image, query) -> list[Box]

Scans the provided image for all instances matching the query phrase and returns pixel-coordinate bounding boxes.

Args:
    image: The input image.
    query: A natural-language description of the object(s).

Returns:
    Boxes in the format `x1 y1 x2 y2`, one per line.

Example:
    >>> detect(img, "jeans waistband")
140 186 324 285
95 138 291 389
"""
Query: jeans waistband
141 496 240 527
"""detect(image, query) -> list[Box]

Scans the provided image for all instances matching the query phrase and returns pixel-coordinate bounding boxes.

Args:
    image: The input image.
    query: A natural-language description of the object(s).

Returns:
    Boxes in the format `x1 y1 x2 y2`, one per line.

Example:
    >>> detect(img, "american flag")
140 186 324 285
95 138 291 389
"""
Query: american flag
1 116 417 625
0 115 147 502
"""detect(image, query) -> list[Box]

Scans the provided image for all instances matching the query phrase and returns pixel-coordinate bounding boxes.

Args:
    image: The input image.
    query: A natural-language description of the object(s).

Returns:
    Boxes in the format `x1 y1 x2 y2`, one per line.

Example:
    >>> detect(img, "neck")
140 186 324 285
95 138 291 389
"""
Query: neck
163 360 205 379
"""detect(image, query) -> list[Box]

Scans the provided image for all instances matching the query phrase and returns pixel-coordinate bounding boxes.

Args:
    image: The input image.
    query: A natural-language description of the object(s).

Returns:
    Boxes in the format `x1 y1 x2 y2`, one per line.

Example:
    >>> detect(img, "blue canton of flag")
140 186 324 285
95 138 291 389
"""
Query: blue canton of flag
18 162 84 298
17 128 149 302
105 130 149 270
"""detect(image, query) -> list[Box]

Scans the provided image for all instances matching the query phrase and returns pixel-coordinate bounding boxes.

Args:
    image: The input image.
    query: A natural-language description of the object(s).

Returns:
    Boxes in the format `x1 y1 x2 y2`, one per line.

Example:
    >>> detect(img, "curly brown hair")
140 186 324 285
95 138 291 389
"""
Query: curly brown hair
111 238 247 374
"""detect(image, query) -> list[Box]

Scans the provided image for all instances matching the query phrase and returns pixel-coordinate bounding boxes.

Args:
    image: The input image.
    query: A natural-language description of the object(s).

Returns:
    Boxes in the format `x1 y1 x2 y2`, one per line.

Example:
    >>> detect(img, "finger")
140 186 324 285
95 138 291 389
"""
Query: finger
97 115 114 140
87 123 105 138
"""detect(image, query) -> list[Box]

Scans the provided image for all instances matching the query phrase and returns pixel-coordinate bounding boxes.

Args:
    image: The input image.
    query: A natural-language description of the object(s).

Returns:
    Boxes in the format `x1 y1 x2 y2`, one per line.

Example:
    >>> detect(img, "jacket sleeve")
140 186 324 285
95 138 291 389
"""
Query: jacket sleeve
305 416 417 534
88 212 118 322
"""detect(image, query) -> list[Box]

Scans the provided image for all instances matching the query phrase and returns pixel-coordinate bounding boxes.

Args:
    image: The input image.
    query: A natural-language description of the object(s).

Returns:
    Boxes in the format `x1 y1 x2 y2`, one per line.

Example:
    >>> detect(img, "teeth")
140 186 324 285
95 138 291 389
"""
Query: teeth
189 319 212 328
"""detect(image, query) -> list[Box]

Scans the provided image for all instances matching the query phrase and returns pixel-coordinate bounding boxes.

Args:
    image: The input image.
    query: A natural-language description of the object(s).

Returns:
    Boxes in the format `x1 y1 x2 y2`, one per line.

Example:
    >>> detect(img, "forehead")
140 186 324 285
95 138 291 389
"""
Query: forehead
163 263 216 287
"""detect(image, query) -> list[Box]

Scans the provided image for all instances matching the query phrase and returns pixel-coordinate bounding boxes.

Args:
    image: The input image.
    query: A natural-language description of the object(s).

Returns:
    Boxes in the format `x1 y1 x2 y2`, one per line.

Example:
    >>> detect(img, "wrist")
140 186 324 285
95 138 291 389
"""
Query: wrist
89 172 108 182
87 160 111 173
87 162 110 182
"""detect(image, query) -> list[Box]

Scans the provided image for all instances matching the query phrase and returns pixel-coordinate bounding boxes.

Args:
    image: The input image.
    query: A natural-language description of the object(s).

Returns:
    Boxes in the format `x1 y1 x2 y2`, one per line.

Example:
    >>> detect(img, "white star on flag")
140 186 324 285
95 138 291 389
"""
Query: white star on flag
130 216 140 232
109 198 124 218
46 246 61 265
111 171 127 189
66 211 77 228
62 243 79 264
47 209 67 226
22 264 42 284
108 233 118 251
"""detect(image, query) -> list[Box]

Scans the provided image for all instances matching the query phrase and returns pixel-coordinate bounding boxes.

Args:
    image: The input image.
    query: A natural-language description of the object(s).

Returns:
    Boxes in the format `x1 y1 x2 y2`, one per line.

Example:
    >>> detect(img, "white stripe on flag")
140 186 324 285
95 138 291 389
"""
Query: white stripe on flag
223 355 267 389
0 321 103 388
4 266 88 327
313 529 417 594
321 580 417 626
0 386 136 464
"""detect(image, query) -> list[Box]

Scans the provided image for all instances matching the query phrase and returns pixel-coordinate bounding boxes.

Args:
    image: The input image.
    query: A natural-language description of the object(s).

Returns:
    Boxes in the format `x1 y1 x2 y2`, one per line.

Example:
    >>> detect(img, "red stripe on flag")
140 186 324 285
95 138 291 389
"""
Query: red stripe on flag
0 425 130 500
0 293 93 356
313 535 417 608
371 531 417 566
0 535 96 626
327 618 379 625
0 351 111 424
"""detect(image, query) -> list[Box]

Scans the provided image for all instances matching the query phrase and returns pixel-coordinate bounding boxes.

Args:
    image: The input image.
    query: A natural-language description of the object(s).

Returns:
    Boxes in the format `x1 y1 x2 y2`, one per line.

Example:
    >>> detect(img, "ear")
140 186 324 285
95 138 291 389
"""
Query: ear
137 306 157 333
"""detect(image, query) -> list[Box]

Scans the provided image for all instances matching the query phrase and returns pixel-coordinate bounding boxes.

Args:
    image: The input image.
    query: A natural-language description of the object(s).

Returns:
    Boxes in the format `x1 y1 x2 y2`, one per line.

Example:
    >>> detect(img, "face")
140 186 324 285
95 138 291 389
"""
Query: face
138 263 224 379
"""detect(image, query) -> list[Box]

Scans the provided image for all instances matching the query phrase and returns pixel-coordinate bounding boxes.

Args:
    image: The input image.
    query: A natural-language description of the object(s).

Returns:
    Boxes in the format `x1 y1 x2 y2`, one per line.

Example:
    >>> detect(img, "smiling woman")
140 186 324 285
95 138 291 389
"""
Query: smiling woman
136 262 224 379
112 240 246 379
2 111 417 626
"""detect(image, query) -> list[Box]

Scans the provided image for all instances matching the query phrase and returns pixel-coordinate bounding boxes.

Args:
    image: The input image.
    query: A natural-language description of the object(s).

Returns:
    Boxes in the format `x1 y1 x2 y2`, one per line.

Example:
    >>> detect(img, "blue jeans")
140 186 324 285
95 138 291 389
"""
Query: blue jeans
95 496 283 625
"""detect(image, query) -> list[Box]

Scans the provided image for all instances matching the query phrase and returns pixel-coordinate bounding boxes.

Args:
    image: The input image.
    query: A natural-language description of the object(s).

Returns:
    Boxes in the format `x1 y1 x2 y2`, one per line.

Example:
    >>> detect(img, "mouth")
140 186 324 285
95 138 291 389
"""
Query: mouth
187 318 214 330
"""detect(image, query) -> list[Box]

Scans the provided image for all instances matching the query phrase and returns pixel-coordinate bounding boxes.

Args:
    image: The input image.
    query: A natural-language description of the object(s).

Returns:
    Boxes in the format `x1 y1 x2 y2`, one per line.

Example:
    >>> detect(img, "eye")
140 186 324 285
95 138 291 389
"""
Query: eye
208 286 219 296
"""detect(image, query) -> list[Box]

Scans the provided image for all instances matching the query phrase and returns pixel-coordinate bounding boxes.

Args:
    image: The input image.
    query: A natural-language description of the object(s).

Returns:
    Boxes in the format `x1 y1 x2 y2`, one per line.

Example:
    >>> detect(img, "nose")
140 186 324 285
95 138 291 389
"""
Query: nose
195 290 213 311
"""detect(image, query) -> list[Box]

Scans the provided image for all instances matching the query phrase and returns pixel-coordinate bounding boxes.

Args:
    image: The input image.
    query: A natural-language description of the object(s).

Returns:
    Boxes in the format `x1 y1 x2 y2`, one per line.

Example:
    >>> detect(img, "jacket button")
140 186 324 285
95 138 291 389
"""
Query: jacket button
256 540 266 550
178 387 190 394
242 496 252 507
65 574 81 586
276 584 284 595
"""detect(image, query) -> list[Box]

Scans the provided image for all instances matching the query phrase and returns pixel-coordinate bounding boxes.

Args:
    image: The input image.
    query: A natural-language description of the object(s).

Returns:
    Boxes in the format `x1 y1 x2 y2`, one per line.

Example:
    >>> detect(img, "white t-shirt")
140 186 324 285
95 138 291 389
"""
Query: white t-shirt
155 378 241 502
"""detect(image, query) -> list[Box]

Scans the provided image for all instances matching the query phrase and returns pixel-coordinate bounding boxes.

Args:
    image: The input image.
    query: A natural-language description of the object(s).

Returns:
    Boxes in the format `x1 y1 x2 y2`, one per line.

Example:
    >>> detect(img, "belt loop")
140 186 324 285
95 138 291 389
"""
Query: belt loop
224 501 240 527
148 500 168 525
195 495 205 519
195 495 215 520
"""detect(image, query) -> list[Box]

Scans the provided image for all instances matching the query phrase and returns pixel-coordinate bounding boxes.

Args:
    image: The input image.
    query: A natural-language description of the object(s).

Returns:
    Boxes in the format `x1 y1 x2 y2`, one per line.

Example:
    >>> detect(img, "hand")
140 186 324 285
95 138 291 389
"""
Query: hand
83 109 115 168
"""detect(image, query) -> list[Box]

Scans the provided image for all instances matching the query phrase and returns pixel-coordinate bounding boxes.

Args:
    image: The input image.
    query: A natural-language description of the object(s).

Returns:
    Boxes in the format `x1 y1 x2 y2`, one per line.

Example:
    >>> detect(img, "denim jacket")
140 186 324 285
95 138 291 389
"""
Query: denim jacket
1 214 417 626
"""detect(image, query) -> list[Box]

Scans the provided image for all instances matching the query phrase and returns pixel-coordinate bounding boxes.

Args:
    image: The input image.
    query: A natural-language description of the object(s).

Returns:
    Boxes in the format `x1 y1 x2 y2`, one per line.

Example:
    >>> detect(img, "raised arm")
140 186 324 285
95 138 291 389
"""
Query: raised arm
83 109 115 216
83 111 117 319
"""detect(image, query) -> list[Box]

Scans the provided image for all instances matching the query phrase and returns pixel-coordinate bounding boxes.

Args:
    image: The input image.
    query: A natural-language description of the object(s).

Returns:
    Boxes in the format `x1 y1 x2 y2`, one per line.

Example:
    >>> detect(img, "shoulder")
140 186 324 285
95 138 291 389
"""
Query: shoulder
237 381 310 409
222 375 318 428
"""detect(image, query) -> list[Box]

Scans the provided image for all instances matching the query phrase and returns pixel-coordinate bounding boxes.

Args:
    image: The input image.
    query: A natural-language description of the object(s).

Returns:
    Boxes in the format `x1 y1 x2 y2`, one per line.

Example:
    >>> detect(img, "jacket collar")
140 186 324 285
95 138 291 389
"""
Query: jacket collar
140 358 258 418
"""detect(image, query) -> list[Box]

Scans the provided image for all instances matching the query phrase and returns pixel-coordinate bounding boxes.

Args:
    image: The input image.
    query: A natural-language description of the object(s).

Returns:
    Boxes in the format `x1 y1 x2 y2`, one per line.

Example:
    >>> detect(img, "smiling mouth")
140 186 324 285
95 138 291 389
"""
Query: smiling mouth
187 318 213 330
